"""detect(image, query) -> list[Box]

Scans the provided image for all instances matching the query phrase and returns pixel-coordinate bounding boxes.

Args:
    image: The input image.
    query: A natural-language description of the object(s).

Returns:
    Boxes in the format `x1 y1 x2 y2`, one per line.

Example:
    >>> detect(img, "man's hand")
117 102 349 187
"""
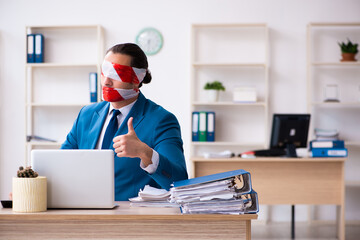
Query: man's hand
113 117 153 167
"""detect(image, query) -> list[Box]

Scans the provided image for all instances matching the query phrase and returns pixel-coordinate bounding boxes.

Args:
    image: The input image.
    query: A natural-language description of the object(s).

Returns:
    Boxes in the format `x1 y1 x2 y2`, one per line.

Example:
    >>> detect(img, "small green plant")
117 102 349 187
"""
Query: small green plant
204 81 225 91
17 166 38 178
338 38 358 54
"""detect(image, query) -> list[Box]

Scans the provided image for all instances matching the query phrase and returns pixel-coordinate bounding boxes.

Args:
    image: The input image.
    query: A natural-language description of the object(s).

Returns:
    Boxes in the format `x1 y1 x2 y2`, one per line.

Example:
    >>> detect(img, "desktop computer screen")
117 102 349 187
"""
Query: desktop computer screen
269 114 311 157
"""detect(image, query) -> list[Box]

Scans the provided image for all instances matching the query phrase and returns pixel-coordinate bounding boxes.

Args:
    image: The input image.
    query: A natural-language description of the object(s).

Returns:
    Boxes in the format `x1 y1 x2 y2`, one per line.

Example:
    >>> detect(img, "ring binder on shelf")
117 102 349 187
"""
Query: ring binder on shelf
192 112 199 142
206 111 215 142
89 72 98 103
198 111 207 142
34 34 44 63
27 34 35 63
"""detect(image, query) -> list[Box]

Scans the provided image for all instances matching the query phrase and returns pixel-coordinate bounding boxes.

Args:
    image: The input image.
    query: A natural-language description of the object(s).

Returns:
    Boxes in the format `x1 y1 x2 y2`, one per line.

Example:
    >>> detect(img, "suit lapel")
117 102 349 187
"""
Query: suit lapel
88 102 110 149
116 92 146 137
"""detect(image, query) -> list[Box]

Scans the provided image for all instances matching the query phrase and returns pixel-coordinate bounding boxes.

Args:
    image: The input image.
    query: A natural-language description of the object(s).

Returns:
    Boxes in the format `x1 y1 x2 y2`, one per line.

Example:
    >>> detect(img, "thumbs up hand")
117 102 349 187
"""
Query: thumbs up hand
113 117 153 167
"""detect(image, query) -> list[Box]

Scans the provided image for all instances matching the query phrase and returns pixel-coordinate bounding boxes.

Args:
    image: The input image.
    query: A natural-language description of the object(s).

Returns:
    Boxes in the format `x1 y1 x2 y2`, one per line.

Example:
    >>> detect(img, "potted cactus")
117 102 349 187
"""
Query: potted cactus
204 80 226 102
338 38 358 62
12 166 47 212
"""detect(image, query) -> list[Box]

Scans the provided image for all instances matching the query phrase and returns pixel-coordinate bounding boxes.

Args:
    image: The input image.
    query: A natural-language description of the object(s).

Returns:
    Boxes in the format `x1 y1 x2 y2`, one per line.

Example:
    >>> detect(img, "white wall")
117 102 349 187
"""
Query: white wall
1 0 360 222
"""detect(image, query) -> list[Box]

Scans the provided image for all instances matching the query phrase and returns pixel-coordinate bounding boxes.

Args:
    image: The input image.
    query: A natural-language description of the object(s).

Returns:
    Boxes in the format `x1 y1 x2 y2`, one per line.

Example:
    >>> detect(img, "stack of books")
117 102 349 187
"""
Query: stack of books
310 139 347 157
170 169 259 214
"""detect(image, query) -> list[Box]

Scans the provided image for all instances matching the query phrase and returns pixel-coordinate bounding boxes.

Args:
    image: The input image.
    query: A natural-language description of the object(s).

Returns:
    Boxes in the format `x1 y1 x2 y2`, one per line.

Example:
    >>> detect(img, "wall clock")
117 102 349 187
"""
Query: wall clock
136 27 163 56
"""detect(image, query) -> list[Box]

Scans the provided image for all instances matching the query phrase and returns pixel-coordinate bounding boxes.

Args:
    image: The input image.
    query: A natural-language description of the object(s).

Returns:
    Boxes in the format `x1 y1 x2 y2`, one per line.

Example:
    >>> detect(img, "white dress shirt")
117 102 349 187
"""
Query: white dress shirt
95 100 159 174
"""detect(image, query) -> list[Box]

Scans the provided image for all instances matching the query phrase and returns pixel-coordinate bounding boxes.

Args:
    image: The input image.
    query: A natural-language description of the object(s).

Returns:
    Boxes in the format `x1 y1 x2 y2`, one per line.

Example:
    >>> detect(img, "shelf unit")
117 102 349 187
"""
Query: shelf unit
25 25 104 165
190 23 269 177
307 22 360 188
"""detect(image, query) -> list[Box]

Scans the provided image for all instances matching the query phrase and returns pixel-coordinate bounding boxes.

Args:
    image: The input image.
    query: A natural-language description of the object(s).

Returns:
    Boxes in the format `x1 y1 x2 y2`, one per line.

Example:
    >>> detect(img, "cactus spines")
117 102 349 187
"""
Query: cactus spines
17 166 38 178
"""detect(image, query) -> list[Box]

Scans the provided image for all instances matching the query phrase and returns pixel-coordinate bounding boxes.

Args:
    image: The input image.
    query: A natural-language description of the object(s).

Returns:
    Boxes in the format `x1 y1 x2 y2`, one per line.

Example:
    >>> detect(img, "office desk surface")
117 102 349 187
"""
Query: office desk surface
0 202 257 240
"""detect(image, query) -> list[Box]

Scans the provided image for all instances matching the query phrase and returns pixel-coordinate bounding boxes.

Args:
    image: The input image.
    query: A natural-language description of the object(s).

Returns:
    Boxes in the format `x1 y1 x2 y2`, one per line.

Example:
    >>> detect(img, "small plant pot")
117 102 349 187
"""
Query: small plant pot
12 176 47 212
206 90 219 102
340 53 357 62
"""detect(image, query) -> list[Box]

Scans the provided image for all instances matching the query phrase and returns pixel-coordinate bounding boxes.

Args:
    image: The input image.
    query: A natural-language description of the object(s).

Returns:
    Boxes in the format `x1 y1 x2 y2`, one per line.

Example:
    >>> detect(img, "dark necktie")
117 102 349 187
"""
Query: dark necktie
101 109 121 149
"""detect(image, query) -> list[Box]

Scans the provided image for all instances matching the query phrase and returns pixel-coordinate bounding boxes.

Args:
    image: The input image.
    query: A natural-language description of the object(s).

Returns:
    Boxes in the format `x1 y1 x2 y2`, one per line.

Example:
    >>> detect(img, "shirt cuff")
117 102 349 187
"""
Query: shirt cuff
140 149 159 174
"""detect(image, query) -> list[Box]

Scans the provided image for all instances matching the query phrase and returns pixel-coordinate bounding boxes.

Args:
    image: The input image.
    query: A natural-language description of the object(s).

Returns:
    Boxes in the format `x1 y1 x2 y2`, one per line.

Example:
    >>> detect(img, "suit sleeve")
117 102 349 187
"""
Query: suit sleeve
148 113 188 190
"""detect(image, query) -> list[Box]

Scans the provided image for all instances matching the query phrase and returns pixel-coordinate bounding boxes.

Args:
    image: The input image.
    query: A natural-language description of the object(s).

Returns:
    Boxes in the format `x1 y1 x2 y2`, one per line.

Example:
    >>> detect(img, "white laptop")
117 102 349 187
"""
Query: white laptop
31 149 115 209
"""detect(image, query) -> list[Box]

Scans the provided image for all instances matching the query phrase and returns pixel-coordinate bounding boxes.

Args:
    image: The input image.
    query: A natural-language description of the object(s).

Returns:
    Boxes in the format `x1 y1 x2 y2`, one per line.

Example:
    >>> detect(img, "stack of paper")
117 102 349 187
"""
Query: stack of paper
170 169 259 214
129 185 179 208
181 198 254 215
314 128 339 140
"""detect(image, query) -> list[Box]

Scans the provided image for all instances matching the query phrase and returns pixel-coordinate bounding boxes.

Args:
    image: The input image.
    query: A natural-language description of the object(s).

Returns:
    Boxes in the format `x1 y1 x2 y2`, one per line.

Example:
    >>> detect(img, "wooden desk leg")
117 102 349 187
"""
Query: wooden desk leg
246 220 251 240
337 162 345 240
337 205 345 240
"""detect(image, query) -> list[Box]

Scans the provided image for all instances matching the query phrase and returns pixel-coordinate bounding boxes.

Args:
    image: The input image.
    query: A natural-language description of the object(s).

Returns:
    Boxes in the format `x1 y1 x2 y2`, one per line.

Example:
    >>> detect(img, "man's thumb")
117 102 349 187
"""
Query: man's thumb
127 117 135 134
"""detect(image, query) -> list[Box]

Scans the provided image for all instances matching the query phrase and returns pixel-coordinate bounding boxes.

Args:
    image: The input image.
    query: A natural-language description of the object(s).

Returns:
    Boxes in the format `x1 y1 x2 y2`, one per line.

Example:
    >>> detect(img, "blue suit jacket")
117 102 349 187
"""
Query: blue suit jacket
61 92 188 200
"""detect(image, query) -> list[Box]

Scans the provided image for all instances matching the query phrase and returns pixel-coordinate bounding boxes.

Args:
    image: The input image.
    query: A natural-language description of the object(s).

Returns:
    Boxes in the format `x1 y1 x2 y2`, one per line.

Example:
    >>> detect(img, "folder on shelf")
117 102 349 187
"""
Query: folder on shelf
34 34 44 63
309 140 344 149
192 111 199 141
206 111 215 142
311 148 348 157
89 72 98 103
198 111 207 142
27 34 35 63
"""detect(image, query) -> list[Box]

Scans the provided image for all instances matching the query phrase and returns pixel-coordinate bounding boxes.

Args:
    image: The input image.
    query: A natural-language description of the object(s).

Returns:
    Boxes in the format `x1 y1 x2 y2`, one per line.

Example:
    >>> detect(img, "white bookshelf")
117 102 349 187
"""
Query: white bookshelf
25 25 104 165
192 102 267 107
312 62 360 66
191 141 265 147
26 63 98 68
307 22 360 208
190 23 269 177
307 22 360 134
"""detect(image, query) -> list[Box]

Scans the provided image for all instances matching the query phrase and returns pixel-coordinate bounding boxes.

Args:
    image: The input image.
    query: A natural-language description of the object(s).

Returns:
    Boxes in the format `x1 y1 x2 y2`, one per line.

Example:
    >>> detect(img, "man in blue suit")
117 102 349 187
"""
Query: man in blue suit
61 43 188 200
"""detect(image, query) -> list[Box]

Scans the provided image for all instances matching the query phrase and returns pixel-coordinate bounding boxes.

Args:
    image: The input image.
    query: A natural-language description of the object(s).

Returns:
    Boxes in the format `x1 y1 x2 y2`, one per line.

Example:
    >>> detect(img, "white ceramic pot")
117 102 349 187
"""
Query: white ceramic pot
206 90 219 102
12 176 47 212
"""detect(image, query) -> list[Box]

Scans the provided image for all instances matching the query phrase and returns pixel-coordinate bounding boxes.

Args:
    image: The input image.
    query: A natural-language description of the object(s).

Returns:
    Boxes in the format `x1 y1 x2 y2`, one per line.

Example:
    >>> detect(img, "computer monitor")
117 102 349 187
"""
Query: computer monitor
270 114 311 157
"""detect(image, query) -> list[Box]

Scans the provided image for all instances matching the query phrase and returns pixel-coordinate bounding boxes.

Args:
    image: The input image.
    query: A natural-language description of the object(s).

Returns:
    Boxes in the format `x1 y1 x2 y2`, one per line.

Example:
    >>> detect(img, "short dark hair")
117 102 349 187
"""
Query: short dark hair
106 43 152 87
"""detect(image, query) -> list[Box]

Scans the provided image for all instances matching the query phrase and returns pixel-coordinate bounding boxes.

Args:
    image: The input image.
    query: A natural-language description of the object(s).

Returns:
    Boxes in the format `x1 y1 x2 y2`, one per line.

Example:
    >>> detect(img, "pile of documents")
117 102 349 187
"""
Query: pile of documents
129 185 178 208
310 139 348 157
170 169 259 214
314 128 339 141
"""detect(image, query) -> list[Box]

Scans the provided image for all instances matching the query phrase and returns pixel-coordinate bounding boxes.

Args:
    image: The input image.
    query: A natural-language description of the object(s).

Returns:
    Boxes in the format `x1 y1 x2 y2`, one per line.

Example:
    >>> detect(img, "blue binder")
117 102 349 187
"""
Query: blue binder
311 148 348 157
89 72 98 102
192 112 199 141
309 140 344 150
198 111 207 142
27 34 35 63
34 34 44 63
173 169 252 194
206 111 215 141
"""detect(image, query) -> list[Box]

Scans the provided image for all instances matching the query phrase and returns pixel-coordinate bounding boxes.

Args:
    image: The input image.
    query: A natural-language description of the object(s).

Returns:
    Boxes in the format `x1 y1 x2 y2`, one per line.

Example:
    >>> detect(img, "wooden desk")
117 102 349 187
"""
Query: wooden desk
192 157 346 240
0 201 257 240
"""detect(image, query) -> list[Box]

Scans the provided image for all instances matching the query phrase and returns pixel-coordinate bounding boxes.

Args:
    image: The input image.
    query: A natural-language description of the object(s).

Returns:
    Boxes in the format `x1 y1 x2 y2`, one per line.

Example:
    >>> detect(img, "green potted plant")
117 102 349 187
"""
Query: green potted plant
338 38 358 62
204 80 226 102
12 166 47 212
